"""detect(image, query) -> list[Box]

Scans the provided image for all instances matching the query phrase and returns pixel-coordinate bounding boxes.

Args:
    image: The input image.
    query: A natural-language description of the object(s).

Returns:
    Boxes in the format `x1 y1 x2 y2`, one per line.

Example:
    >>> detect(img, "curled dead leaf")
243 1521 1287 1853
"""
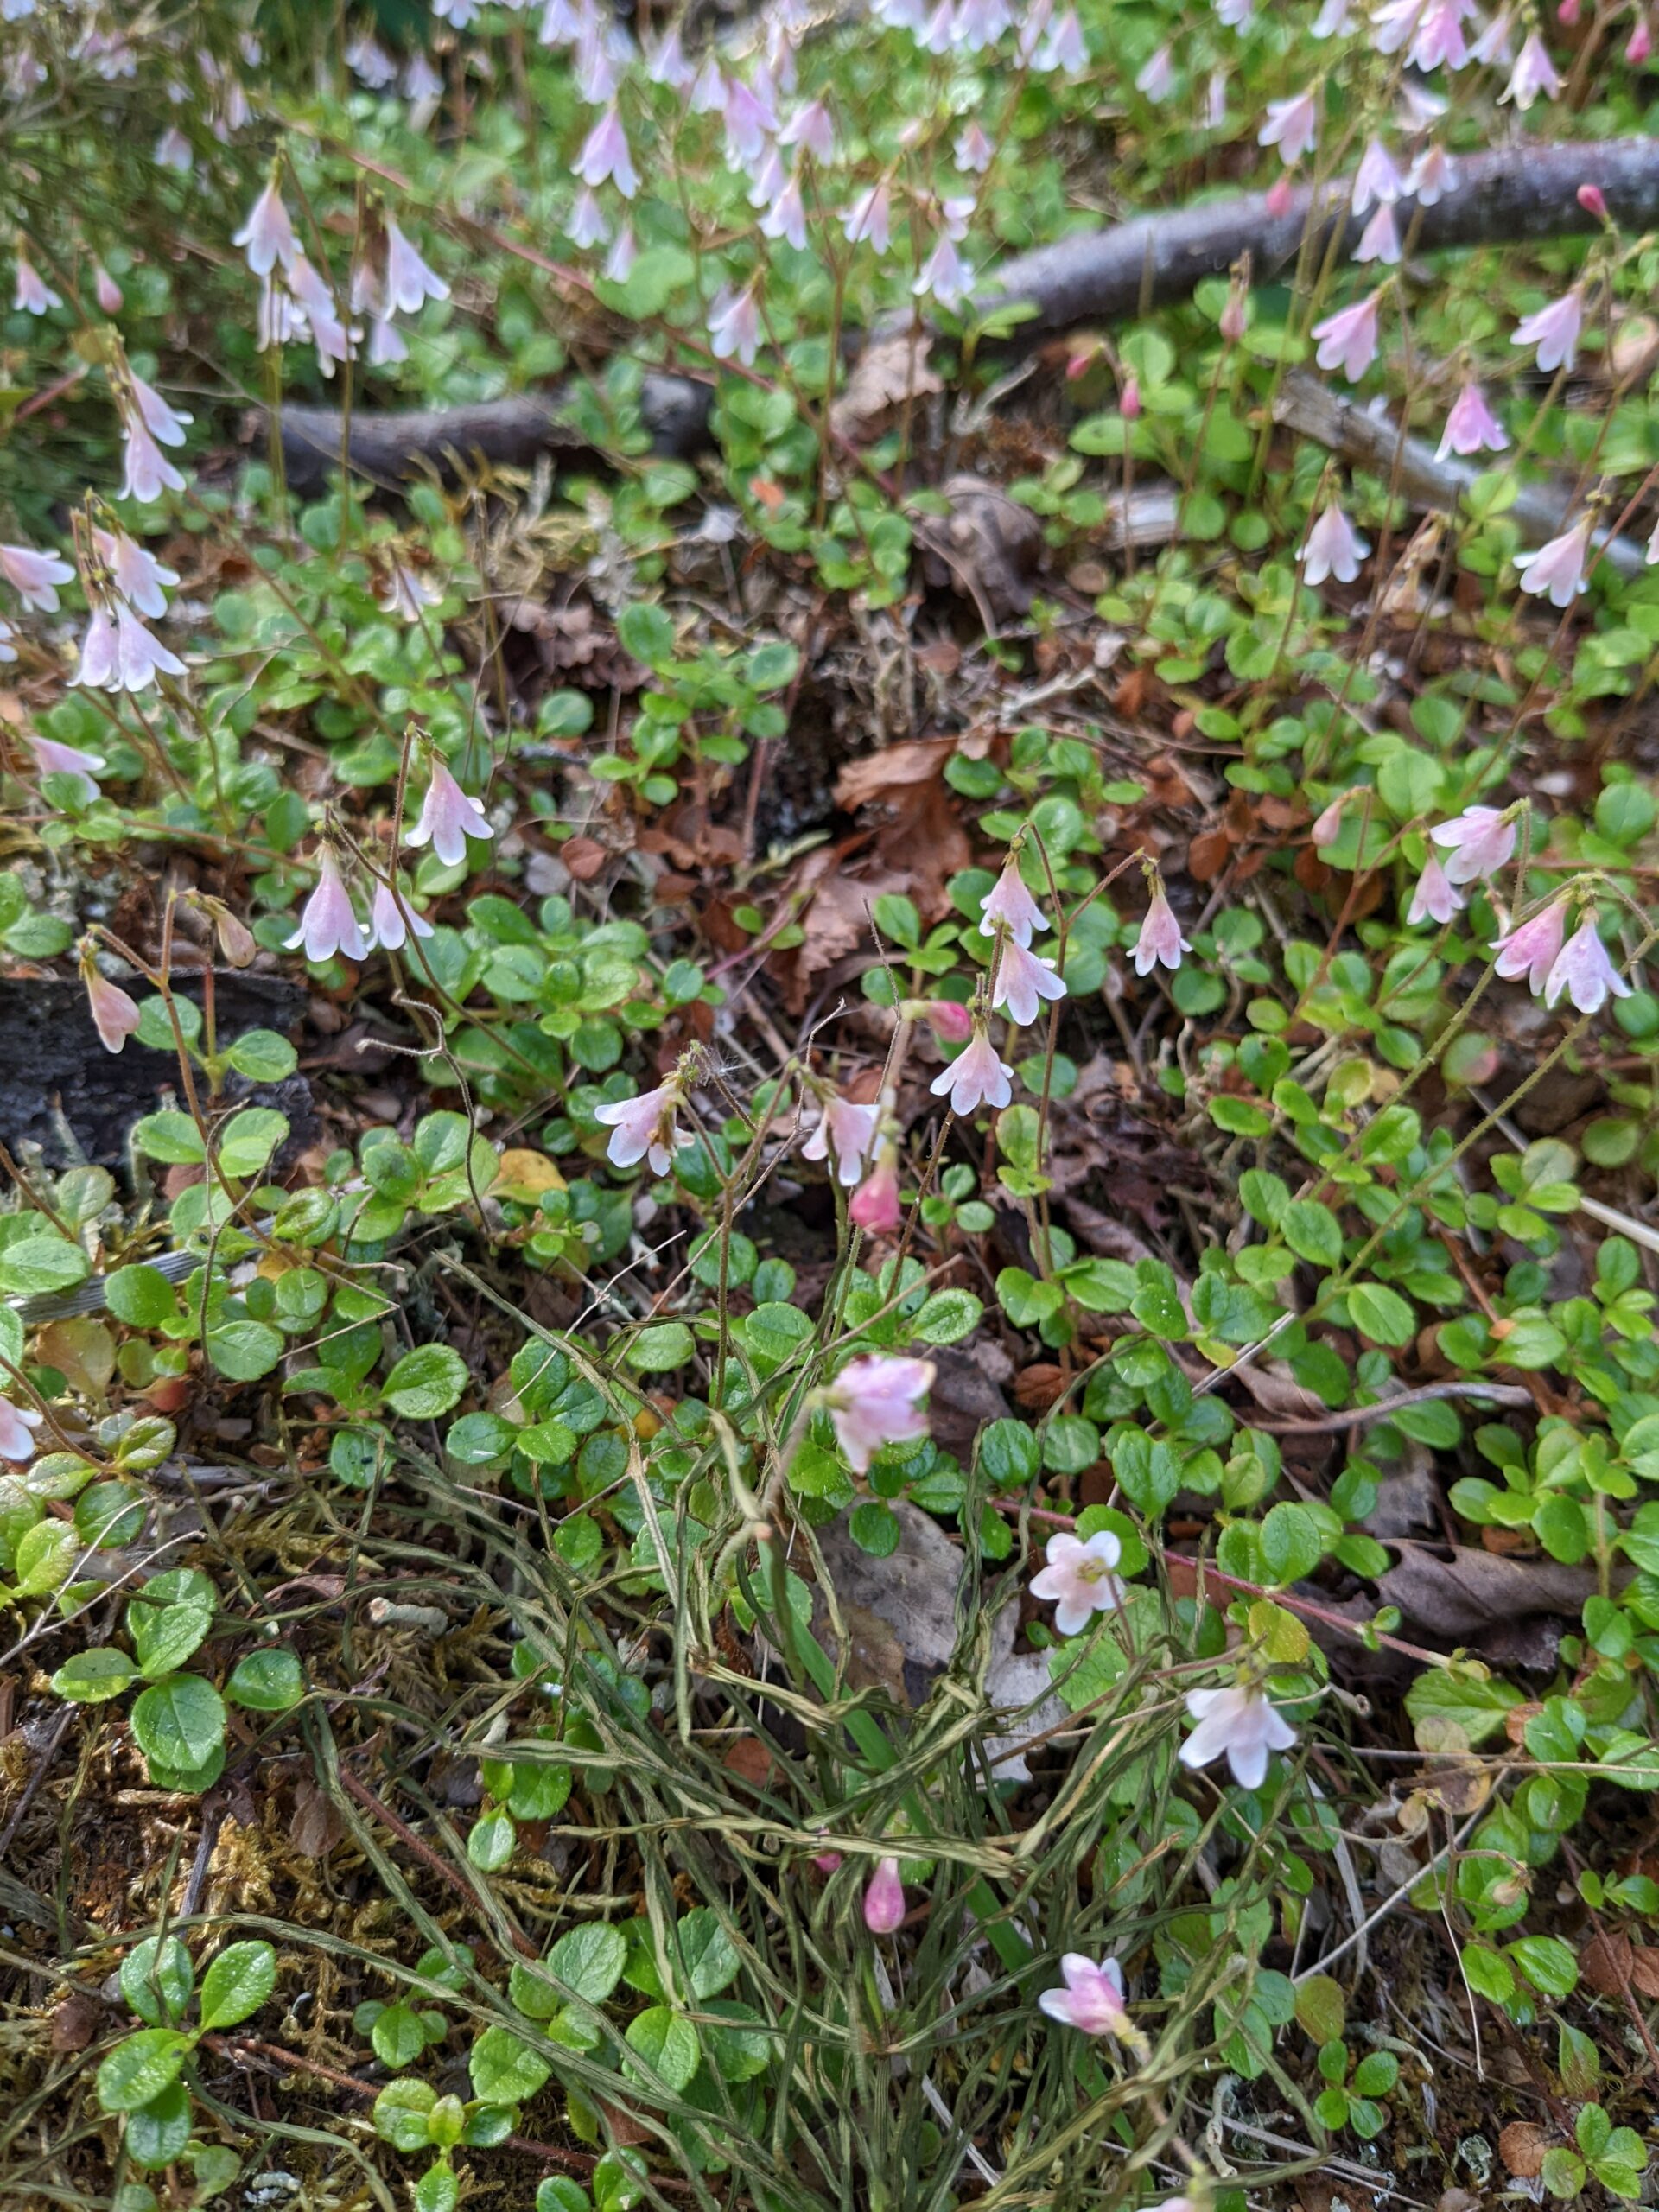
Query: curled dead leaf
1498 2123 1548 2180
1580 1930 1632 1996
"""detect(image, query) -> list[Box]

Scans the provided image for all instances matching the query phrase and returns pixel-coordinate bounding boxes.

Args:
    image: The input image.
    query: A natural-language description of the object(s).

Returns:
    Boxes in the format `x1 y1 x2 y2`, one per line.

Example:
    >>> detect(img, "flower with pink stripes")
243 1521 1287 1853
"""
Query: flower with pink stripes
1544 918 1633 1014
1300 502 1370 586
1312 291 1382 381
1511 286 1584 373
1491 899 1567 993
1438 384 1508 461
929 1026 1013 1116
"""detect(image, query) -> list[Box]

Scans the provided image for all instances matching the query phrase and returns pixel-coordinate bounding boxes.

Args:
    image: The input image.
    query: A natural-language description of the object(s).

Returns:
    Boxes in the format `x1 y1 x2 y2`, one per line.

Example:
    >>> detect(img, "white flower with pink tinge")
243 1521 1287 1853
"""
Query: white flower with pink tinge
407 758 493 867
1030 1529 1125 1637
1351 137 1402 213
1354 204 1400 266
993 938 1067 1027
822 1352 934 1472
578 105 638 198
929 1027 1013 1117
14 255 60 315
843 185 893 255
1408 144 1459 204
1438 384 1507 462
233 179 298 275
1300 503 1370 587
914 232 971 310
803 1093 880 1185
366 880 434 953
92 527 178 620
1544 918 1633 1014
73 601 185 693
285 849 366 964
120 420 187 505
594 1079 694 1176
1134 890 1191 976
1179 1681 1297 1789
1514 518 1591 607
1503 29 1561 105
1406 852 1462 926
709 283 763 366
384 219 449 313
84 966 142 1052
1135 44 1173 96
1428 804 1516 885
0 541 73 613
127 372 192 449
980 853 1050 946
1311 293 1382 382
1511 286 1583 373
29 734 105 802
1492 899 1567 993
1039 1955 1130 2037
1258 88 1319 164
0 1397 43 1465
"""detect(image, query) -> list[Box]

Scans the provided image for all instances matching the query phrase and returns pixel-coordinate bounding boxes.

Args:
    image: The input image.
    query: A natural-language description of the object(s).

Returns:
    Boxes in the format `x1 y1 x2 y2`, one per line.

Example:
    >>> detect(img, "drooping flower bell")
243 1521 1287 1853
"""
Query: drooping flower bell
1511 285 1584 373
407 757 493 867
1437 384 1508 461
0 541 74 613
233 179 299 276
929 1025 1013 1116
1406 851 1462 925
80 951 142 1053
1514 518 1591 607
803 1091 880 1185
1300 502 1370 586
1491 898 1567 993
991 936 1067 1027
1543 917 1633 1014
1311 291 1382 381
366 879 435 953
1134 889 1191 975
285 847 367 964
1257 86 1319 164
979 851 1050 945
1428 804 1516 884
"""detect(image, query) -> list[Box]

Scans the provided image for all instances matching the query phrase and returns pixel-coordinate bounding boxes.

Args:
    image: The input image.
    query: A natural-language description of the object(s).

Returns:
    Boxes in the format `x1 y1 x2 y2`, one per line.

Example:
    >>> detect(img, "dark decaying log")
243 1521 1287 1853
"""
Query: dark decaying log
271 137 1659 539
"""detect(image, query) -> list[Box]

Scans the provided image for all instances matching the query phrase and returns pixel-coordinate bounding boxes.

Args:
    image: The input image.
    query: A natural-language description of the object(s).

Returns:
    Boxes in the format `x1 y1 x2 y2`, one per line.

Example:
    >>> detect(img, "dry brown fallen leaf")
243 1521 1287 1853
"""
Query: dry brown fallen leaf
828 333 942 445
1498 2122 1549 2180
1375 1544 1598 1640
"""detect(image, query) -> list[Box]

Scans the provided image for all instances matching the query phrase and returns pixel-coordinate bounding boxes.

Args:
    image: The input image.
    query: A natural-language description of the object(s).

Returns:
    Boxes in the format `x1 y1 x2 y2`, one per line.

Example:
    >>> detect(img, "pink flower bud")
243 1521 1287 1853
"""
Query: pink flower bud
1628 16 1653 61
810 1851 842 1873
1558 0 1579 22
862 1855 906 1934
1577 182 1608 221
1266 174 1294 219
83 965 142 1055
94 265 124 315
849 1150 902 1235
920 998 972 1043
1120 376 1141 420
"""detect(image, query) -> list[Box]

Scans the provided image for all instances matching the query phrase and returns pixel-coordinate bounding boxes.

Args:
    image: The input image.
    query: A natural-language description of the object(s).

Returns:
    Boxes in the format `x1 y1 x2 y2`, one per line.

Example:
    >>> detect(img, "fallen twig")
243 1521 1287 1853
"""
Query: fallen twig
272 137 1659 496
1273 369 1648 573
